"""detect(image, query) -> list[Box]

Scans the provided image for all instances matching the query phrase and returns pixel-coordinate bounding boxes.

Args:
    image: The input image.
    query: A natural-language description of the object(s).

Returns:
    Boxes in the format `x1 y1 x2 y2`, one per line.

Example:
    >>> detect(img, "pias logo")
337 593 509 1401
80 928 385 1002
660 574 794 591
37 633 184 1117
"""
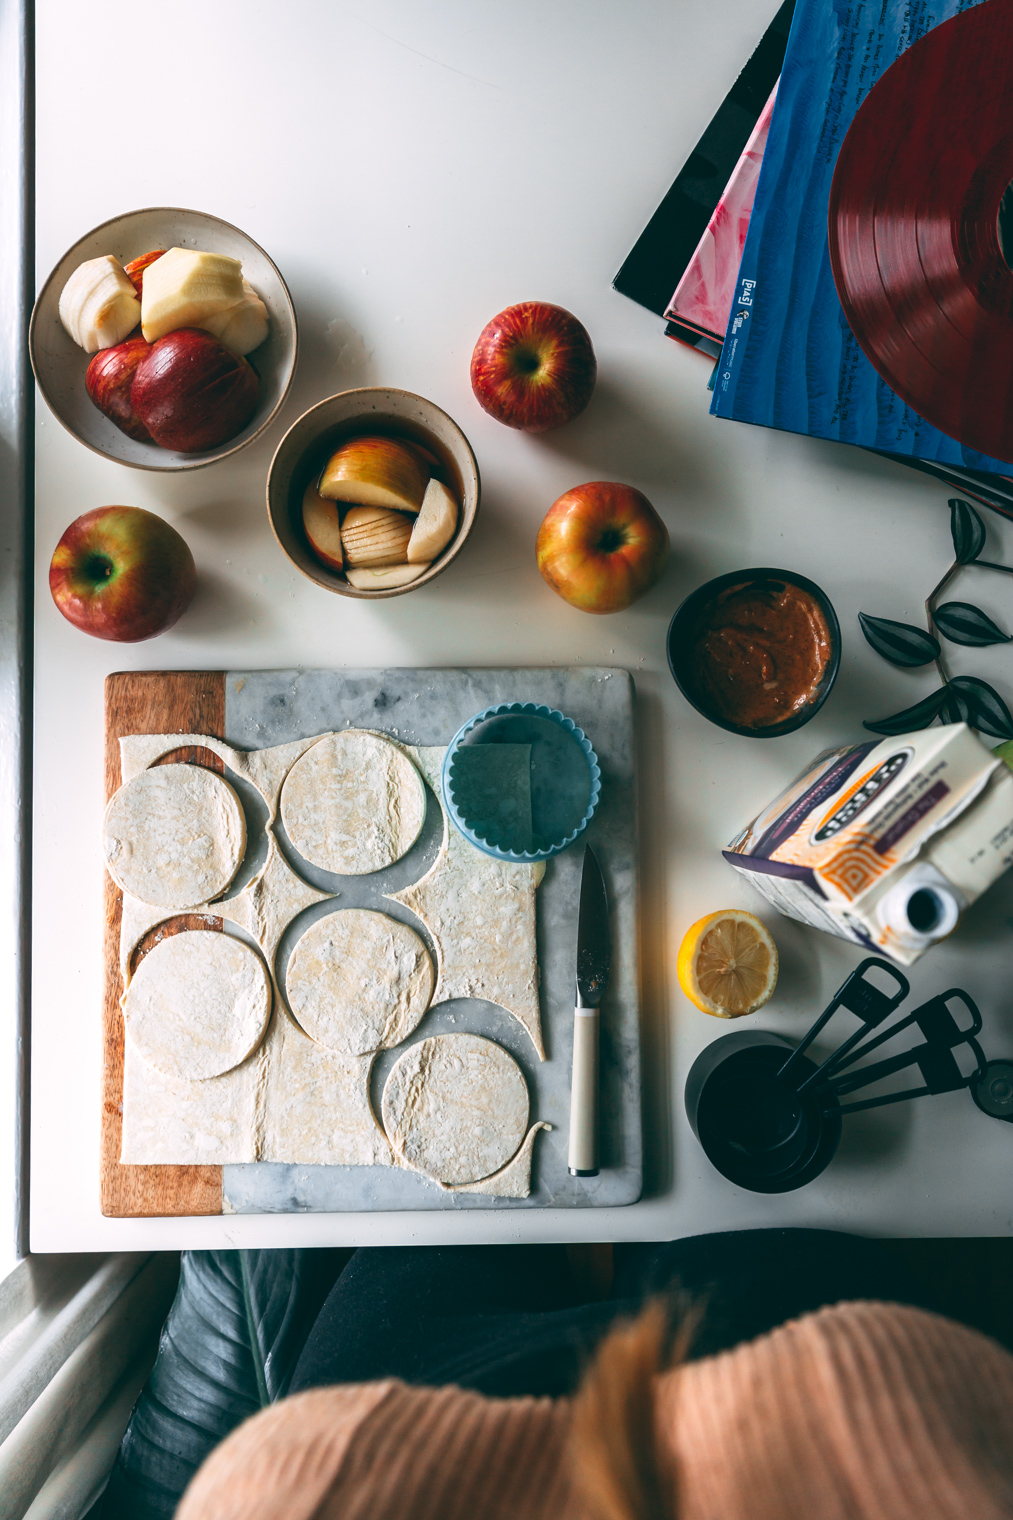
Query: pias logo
811 751 910 843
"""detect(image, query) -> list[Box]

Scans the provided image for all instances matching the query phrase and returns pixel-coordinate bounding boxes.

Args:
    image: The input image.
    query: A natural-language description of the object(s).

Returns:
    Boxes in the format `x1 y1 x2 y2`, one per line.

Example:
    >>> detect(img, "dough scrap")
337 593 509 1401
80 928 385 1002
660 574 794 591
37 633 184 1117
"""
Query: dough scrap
261 1010 393 1166
120 1038 261 1164
104 763 245 910
286 909 433 1055
382 1032 529 1185
122 930 272 1082
389 747 546 1059
218 834 335 974
281 730 426 875
449 1122 551 1197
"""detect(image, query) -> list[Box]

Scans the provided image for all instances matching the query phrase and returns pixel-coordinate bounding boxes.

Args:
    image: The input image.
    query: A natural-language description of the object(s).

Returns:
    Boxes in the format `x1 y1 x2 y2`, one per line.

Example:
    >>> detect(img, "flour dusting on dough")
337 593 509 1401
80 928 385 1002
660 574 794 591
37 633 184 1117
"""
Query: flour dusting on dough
104 763 245 910
286 909 433 1055
388 747 546 1059
382 1032 529 1185
281 730 426 875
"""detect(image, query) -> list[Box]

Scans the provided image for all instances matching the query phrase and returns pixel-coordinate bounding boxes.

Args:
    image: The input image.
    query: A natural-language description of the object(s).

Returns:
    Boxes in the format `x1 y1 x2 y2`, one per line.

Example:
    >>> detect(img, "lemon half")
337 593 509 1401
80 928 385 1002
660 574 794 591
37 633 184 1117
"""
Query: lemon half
677 910 778 1018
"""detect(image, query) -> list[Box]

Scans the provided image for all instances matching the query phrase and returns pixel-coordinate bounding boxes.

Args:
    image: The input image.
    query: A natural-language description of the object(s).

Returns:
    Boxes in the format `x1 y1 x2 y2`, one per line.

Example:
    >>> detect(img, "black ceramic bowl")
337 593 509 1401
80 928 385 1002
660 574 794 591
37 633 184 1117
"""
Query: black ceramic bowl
667 567 841 738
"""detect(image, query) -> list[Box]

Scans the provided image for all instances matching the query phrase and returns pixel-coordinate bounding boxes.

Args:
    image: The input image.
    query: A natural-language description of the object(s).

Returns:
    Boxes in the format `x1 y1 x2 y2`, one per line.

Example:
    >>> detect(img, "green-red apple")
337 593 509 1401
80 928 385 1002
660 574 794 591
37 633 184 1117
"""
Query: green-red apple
536 481 669 613
49 505 196 641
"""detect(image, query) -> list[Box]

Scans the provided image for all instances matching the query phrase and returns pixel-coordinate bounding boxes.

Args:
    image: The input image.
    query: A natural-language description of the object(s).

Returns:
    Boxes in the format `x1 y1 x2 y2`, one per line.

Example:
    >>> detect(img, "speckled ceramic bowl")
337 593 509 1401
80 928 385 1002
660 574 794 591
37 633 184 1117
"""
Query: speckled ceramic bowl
29 206 298 471
266 387 480 599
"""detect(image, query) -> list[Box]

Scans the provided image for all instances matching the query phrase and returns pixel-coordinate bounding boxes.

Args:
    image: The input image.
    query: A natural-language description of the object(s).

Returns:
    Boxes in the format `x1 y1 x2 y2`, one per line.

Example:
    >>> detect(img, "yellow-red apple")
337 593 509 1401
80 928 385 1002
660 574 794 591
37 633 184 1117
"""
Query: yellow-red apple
49 506 196 641
536 481 669 613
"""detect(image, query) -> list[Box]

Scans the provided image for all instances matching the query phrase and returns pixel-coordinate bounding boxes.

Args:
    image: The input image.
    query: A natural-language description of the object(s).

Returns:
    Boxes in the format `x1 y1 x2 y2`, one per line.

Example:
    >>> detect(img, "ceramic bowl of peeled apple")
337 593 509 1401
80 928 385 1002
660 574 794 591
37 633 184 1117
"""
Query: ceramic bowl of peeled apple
267 388 480 598
30 207 298 471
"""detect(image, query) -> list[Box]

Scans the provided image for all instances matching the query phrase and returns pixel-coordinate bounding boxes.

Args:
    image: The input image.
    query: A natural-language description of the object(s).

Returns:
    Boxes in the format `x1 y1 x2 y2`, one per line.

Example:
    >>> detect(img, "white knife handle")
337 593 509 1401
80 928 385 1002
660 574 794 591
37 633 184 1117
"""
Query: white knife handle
568 1007 599 1176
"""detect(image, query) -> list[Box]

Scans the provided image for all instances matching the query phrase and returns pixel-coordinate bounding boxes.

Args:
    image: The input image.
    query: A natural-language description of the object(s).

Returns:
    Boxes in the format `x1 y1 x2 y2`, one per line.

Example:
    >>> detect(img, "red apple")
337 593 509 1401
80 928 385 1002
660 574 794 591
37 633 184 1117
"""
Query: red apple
85 335 153 440
470 301 596 431
130 328 258 452
124 249 165 297
536 481 669 614
49 505 196 642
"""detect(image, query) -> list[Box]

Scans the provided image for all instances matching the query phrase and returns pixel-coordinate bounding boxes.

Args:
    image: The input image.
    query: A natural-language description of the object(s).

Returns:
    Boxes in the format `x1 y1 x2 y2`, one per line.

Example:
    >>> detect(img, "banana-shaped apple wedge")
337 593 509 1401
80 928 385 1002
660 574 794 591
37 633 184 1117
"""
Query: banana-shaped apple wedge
319 436 427 514
302 482 344 570
346 562 430 589
141 249 246 343
58 256 141 352
340 506 414 566
407 479 459 562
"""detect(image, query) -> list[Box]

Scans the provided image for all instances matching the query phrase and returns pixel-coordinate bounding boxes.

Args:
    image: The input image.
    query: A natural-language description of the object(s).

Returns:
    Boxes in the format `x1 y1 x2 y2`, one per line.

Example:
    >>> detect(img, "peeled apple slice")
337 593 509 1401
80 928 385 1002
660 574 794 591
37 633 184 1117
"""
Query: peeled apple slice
302 481 344 570
319 436 427 514
346 561 430 589
140 248 245 343
407 478 459 562
202 279 269 356
58 255 141 352
340 505 413 567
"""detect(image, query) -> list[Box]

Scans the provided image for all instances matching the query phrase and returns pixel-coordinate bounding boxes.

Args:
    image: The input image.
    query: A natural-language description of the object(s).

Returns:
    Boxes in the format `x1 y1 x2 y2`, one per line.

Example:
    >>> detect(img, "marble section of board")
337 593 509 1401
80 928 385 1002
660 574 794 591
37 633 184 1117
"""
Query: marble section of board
220 667 641 1213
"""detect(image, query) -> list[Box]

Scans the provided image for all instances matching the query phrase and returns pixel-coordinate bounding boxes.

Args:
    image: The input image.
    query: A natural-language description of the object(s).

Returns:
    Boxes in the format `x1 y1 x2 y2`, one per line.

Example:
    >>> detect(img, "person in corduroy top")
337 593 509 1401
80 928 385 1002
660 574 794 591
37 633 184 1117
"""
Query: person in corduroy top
176 1299 1013 1520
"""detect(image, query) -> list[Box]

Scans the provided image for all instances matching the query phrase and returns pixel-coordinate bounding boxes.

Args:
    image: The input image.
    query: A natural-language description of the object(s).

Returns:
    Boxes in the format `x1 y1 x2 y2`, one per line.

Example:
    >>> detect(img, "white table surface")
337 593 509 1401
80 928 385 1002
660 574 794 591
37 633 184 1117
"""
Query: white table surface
30 0 1013 1251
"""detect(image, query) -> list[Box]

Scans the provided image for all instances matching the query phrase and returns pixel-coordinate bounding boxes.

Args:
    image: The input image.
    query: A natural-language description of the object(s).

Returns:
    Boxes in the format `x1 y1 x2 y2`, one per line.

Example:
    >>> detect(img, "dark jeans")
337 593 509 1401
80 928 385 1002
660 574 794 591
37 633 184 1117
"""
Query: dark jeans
290 1228 922 1399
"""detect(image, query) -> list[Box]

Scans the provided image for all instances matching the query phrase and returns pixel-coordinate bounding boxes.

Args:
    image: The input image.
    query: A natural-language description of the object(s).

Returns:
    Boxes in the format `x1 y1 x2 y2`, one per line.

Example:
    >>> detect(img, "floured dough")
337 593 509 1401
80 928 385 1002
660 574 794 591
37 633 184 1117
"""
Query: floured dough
389 747 546 1059
449 1122 551 1197
104 763 246 910
218 835 335 977
286 909 433 1055
261 1008 393 1166
382 1032 529 1185
281 730 426 875
123 930 272 1082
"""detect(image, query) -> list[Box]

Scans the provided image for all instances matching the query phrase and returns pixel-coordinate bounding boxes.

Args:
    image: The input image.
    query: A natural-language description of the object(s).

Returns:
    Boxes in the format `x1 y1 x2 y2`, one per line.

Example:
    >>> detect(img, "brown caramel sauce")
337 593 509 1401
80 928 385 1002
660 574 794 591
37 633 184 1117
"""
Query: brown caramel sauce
688 578 831 729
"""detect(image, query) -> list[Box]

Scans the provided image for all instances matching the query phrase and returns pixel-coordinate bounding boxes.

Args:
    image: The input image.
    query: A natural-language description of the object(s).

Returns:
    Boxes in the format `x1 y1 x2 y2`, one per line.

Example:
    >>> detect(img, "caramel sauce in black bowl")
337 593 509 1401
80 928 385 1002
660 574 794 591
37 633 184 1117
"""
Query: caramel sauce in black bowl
667 567 841 738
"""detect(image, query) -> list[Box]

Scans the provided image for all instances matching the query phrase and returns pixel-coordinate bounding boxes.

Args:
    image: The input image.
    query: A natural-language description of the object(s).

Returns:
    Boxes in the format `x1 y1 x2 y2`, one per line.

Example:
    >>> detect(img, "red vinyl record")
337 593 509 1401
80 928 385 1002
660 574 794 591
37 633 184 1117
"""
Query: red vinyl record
828 0 1013 462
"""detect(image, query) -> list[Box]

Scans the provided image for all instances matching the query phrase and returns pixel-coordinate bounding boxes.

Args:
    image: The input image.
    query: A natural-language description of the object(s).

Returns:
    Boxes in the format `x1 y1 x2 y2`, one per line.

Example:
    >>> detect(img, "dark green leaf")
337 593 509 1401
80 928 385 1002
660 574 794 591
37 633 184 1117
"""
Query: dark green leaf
859 612 940 667
863 687 950 735
99 1249 348 1520
949 498 986 564
946 676 1013 740
933 601 1012 647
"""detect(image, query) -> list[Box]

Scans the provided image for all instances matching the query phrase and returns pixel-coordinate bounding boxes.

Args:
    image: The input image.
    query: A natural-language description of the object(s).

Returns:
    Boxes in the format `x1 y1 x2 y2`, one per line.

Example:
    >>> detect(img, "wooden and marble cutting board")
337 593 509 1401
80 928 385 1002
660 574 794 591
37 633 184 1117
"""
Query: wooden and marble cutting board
102 667 642 1218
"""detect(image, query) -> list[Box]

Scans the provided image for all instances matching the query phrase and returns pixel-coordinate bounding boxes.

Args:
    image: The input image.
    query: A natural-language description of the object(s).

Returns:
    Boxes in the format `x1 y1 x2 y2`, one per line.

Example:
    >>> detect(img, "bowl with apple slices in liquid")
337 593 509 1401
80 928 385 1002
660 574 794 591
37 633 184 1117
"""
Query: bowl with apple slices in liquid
266 388 480 599
29 206 297 471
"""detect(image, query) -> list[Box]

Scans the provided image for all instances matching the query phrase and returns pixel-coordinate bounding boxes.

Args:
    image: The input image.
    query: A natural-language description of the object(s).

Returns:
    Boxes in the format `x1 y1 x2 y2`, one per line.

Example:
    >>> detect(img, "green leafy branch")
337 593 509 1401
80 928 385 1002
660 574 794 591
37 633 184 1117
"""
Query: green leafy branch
861 499 1013 739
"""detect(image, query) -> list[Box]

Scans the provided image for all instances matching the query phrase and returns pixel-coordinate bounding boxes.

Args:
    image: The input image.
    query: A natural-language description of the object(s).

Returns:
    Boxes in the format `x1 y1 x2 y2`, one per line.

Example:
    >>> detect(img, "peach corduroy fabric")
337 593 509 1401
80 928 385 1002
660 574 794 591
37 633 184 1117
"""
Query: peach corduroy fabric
176 1301 1013 1520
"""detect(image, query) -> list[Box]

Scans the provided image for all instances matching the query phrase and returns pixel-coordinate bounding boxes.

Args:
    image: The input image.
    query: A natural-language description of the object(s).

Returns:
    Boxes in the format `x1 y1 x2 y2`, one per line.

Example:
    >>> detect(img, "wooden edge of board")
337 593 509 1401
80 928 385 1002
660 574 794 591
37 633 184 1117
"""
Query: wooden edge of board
102 671 227 1218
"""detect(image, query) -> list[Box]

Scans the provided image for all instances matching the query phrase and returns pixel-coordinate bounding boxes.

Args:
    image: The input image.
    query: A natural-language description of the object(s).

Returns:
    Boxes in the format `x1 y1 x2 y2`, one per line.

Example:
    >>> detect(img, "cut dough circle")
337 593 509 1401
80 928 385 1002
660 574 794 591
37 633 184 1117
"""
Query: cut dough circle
381 1033 529 1185
286 909 433 1056
104 763 246 910
280 730 425 875
123 929 272 1082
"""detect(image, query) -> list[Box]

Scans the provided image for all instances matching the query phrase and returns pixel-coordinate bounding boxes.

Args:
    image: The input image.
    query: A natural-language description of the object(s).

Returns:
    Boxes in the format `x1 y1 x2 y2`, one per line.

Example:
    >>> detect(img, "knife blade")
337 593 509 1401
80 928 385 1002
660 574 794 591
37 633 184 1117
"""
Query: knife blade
569 844 610 1177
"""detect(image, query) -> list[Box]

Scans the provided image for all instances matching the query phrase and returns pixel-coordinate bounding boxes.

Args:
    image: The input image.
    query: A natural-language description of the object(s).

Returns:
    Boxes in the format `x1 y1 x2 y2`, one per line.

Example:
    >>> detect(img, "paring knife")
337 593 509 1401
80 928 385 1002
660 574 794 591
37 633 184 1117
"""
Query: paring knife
568 844 610 1177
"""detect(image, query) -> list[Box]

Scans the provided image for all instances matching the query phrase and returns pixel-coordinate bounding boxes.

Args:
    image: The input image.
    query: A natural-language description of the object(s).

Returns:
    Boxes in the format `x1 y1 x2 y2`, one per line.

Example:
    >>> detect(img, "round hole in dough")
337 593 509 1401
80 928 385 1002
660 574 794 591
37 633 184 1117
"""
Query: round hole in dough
381 1033 529 1185
286 908 433 1056
280 730 426 876
104 763 246 910
123 930 272 1082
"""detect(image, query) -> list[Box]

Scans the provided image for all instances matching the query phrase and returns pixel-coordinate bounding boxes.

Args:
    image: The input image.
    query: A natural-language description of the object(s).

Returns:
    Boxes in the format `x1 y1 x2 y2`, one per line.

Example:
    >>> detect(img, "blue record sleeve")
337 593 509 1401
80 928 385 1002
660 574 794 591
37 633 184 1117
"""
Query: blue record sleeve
709 0 1013 475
